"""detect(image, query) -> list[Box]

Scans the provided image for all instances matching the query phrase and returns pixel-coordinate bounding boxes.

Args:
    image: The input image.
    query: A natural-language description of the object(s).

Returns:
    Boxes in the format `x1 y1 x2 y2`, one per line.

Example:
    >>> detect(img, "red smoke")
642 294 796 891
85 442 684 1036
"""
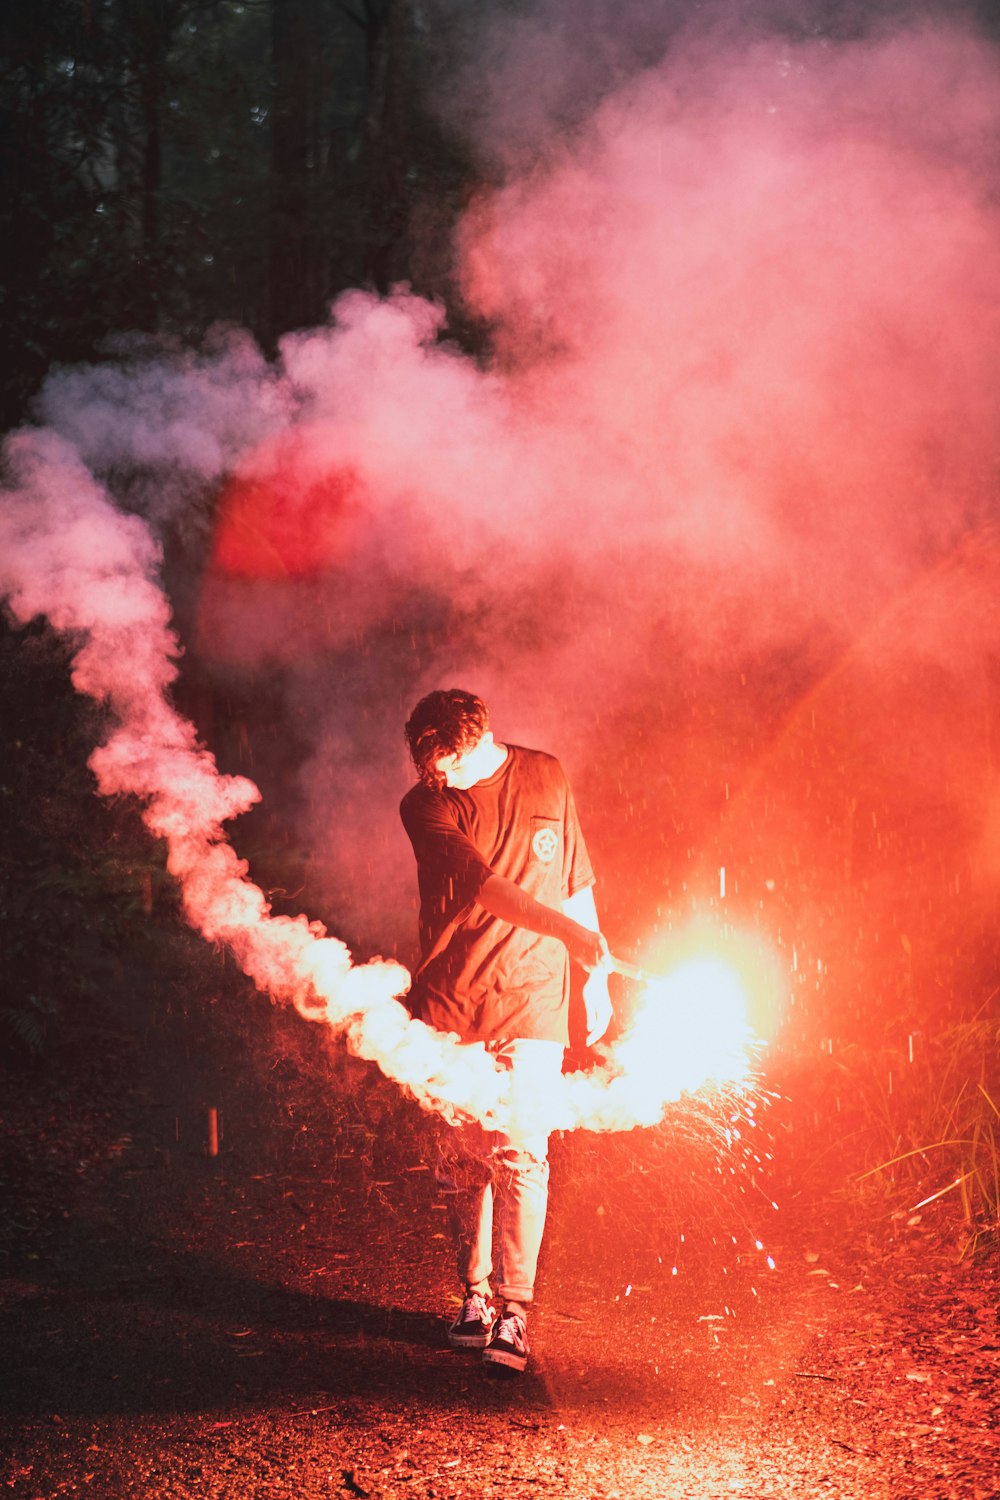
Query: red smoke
211 428 366 580
456 22 1000 631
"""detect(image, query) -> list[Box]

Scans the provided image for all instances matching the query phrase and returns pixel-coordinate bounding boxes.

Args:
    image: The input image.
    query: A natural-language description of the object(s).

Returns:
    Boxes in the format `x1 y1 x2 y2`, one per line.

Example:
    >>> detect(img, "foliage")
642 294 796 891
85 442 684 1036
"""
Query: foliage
0 618 173 1061
0 990 60 1062
854 1019 1000 1253
806 1012 1000 1251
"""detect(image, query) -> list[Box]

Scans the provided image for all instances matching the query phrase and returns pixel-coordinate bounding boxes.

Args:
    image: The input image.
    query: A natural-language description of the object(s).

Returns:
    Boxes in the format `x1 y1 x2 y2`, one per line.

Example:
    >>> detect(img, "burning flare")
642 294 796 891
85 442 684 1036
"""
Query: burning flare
0 428 760 1131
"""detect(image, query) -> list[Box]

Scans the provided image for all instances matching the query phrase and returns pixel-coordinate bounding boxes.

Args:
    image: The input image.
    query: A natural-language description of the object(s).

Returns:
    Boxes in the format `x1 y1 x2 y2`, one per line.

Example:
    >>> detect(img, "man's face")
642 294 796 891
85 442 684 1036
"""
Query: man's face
432 730 495 790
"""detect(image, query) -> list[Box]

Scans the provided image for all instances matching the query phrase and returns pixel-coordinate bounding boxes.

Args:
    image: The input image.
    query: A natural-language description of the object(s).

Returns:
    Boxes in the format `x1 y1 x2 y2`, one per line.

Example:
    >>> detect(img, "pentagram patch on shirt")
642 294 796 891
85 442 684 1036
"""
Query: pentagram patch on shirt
531 822 560 863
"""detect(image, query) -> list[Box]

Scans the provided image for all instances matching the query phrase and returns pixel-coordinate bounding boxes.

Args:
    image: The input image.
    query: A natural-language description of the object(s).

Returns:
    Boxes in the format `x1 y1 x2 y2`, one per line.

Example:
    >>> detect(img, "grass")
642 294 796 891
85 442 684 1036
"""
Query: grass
813 1011 1000 1253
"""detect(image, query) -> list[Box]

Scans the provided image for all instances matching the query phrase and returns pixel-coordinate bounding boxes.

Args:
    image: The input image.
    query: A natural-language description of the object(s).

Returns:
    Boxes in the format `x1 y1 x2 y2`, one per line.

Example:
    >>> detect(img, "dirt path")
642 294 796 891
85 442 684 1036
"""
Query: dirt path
1 1002 997 1500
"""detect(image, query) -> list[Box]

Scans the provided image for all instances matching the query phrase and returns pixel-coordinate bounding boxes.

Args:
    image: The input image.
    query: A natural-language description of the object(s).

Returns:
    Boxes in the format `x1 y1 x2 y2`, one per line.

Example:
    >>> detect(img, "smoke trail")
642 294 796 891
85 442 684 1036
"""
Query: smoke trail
0 426 499 1122
0 424 753 1131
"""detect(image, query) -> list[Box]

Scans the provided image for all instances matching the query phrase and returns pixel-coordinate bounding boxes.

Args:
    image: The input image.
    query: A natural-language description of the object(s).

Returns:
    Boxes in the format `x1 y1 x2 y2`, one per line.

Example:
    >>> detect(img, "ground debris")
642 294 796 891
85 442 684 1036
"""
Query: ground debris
1 1007 997 1500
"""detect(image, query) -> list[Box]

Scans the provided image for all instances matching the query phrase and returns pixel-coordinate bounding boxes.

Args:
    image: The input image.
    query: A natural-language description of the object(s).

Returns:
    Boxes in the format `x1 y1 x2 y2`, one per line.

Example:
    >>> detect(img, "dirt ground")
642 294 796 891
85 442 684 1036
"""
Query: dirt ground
1 969 997 1500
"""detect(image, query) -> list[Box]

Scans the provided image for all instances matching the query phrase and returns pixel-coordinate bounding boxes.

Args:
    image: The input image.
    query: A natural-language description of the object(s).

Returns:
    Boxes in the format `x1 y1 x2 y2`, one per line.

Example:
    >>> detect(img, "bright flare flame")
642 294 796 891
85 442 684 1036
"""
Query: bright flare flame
617 958 755 1096
553 956 758 1133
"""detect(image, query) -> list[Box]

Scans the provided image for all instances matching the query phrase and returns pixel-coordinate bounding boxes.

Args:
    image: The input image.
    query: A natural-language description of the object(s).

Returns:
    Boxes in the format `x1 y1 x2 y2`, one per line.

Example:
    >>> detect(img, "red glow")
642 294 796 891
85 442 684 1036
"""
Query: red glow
211 427 365 580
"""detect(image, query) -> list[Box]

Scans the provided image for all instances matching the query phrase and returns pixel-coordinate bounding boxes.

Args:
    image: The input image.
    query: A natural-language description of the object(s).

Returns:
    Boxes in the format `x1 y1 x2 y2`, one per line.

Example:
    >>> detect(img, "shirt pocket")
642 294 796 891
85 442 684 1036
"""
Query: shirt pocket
528 815 562 868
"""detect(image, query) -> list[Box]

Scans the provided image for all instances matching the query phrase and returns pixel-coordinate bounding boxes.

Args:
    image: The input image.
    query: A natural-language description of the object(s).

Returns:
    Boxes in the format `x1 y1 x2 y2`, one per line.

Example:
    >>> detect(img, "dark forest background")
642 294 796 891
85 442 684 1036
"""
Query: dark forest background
0 0 483 436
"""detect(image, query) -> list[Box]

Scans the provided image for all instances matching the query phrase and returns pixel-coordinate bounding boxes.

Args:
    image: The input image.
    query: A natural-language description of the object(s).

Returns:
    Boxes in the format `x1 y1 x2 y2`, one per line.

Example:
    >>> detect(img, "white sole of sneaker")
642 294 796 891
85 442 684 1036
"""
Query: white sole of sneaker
482 1346 528 1373
448 1331 493 1349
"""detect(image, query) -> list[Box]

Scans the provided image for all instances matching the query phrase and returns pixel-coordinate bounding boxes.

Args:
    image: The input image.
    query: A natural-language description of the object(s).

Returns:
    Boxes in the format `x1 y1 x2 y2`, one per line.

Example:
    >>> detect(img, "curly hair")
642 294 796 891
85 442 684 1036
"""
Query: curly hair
404 689 490 785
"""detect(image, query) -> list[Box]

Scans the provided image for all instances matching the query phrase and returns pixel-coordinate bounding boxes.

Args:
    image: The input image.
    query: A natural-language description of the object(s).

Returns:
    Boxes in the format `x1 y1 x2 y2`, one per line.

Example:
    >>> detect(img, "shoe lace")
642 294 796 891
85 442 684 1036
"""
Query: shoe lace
465 1292 491 1320
495 1312 526 1346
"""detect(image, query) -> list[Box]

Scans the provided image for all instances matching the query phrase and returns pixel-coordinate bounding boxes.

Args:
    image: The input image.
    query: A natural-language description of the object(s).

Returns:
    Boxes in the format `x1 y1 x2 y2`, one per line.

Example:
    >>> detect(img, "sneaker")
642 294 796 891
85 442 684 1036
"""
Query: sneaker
447 1291 496 1349
482 1309 529 1373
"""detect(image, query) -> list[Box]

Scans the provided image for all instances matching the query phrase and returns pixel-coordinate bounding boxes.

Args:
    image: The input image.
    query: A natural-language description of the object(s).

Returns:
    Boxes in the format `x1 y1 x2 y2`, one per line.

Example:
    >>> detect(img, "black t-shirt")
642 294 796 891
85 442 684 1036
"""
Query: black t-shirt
399 744 595 1045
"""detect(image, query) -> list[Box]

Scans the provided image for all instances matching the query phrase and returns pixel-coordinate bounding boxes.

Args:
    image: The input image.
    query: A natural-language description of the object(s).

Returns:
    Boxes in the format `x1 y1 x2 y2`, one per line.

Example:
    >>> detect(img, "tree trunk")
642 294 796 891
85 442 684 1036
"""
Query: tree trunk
361 0 410 293
124 0 176 330
269 0 318 337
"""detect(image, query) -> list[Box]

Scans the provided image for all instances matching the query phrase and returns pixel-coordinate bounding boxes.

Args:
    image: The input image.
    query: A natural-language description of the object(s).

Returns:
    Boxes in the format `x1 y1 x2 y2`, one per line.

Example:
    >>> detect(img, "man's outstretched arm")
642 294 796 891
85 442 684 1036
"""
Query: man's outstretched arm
477 873 608 971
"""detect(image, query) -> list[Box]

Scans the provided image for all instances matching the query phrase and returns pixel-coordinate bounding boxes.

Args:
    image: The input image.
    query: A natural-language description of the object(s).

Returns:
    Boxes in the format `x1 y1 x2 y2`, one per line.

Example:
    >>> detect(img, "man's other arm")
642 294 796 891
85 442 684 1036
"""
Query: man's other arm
563 884 613 1045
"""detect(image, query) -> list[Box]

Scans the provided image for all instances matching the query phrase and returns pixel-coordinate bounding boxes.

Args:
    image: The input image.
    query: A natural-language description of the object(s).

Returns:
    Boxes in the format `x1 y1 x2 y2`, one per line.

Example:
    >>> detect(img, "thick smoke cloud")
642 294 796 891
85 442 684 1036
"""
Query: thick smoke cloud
278 11 1000 996
5 4 1000 1082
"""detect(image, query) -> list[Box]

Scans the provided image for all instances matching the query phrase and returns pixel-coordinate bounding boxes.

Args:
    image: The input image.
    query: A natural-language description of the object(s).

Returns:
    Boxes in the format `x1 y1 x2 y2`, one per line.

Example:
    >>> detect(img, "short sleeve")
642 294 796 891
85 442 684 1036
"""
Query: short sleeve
400 786 494 915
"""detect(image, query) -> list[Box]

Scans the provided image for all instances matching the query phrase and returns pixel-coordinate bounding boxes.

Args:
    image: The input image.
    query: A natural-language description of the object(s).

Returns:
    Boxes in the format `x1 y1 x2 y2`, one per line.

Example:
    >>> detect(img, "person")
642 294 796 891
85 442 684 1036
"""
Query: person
399 688 612 1374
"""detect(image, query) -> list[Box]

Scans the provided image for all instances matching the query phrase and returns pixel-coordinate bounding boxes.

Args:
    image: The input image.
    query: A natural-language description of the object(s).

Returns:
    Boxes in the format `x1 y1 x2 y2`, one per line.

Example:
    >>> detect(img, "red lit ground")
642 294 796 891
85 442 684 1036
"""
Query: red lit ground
1 983 996 1500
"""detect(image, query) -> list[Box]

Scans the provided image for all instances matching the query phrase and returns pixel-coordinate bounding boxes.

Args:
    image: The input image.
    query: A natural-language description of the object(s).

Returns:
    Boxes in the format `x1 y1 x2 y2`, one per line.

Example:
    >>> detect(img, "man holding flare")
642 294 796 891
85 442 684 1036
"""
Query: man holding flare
400 688 612 1374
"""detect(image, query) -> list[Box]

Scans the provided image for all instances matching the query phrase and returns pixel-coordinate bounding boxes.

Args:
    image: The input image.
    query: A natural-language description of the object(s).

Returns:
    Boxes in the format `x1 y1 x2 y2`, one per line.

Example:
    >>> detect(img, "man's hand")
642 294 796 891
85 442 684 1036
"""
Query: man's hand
582 965 613 1046
564 922 609 972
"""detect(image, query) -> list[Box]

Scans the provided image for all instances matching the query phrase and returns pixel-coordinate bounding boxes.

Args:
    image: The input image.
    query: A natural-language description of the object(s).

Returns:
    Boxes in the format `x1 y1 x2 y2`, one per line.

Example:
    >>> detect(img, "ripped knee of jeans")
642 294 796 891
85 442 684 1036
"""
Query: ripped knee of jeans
494 1142 550 1176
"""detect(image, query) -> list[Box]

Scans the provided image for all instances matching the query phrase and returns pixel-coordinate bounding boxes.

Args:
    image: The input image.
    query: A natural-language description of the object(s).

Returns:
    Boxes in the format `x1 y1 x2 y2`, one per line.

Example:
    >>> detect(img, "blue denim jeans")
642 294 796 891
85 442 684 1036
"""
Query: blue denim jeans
434 1038 565 1305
